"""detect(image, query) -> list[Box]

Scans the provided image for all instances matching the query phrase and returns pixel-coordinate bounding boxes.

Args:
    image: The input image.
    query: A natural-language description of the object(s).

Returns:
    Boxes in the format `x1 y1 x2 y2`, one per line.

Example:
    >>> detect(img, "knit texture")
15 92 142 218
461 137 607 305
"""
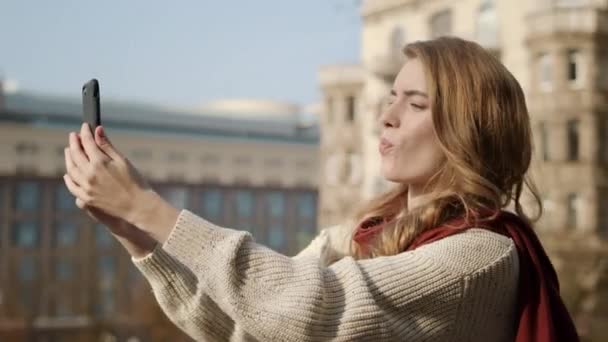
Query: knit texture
132 209 519 341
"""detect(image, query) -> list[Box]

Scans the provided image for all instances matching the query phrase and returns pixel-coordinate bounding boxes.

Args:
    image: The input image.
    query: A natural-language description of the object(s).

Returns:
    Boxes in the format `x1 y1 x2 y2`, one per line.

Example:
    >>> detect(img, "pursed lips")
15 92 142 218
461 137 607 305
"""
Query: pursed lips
379 137 394 156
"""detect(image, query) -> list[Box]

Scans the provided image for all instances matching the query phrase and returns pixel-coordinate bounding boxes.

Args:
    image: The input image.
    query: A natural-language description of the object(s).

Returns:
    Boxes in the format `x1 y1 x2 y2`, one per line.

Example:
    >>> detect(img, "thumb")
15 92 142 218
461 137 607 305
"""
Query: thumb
95 126 122 160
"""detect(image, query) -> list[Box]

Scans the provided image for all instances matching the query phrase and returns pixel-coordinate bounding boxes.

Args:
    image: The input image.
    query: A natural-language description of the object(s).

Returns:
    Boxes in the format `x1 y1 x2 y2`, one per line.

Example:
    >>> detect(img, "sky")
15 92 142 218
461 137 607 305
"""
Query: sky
0 0 361 109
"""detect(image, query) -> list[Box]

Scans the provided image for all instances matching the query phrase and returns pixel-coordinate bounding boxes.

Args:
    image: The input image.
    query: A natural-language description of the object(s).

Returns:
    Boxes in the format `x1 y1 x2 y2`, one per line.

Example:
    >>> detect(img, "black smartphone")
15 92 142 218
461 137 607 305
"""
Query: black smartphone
82 79 101 133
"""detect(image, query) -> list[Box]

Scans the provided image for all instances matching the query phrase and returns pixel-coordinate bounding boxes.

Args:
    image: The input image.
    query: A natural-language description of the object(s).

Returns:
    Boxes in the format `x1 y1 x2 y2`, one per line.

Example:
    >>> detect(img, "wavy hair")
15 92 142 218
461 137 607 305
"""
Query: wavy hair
348 36 542 260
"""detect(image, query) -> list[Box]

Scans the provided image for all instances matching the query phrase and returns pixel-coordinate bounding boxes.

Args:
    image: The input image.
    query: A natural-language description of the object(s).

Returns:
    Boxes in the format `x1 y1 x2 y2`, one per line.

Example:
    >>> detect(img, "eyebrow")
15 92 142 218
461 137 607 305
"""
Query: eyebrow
390 89 429 98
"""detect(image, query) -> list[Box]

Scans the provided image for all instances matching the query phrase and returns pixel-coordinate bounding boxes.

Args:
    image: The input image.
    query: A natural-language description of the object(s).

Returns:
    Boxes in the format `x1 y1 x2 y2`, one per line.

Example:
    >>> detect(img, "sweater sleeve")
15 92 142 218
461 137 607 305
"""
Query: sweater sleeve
131 210 497 341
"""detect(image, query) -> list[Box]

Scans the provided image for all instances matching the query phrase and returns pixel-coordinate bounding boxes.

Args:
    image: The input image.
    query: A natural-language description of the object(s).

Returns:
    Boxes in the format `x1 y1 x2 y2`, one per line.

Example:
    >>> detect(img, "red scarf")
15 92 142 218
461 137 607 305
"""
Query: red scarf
353 209 580 342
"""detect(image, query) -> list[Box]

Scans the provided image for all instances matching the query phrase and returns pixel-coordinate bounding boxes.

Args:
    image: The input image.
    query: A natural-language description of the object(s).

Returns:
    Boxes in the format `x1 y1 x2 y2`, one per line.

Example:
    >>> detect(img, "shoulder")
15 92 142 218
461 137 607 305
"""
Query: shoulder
414 228 518 277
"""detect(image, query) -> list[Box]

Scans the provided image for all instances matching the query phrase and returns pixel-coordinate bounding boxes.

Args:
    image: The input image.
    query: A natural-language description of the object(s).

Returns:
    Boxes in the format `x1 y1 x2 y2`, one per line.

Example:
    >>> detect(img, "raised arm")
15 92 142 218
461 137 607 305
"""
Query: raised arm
131 210 513 341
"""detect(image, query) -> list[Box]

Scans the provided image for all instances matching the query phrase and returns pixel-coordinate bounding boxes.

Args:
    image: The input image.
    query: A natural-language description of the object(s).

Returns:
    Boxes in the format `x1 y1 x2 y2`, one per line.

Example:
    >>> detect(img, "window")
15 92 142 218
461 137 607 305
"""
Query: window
234 156 252 166
55 258 74 281
267 192 285 218
600 57 608 90
539 122 550 161
567 49 583 87
297 227 315 249
297 193 315 219
566 193 580 229
538 53 552 91
567 119 580 161
235 190 253 217
268 224 285 250
96 288 115 316
201 154 221 164
161 187 189 209
12 221 40 247
54 221 78 247
599 188 608 239
18 255 38 282
430 9 452 38
55 184 77 211
202 189 222 219
476 0 498 48
14 181 40 210
95 224 114 248
167 152 186 162
15 142 39 155
390 27 407 55
599 117 608 163
326 97 333 124
542 193 556 215
264 158 283 168
346 96 356 122
98 256 116 289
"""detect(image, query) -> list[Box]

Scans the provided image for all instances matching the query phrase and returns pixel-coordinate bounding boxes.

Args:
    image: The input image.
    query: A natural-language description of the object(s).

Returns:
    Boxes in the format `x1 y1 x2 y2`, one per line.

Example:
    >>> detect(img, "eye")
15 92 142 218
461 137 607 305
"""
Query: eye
411 104 425 111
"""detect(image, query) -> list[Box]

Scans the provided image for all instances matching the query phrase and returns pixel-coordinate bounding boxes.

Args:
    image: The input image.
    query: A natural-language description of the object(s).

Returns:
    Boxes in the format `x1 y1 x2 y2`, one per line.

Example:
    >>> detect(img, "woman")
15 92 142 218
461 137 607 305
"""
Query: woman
64 37 579 341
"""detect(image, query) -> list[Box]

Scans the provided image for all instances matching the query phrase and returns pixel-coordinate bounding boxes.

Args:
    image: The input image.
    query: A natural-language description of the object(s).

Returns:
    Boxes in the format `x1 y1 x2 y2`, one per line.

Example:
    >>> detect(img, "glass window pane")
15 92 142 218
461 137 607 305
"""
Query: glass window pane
12 221 40 247
267 192 285 218
55 184 77 211
268 224 285 250
297 231 315 251
236 190 253 217
18 255 37 282
55 221 78 247
15 182 40 210
95 224 114 248
568 120 579 161
297 193 315 218
96 288 115 315
161 187 189 209
202 189 222 218
98 256 116 288
55 259 74 281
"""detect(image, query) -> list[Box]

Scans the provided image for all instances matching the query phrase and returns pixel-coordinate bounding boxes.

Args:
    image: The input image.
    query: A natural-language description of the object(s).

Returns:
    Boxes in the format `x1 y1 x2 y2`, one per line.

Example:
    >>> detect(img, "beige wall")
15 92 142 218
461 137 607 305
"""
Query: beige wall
0 123 319 189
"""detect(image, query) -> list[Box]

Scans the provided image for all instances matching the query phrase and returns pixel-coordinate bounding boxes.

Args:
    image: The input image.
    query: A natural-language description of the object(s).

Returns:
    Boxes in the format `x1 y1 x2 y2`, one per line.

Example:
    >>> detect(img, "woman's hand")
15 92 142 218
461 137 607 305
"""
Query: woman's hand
63 123 179 244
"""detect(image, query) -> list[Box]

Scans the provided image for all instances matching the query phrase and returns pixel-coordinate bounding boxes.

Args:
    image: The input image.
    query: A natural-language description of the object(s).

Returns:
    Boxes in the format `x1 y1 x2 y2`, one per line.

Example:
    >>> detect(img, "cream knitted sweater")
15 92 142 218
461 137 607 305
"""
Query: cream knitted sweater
132 209 519 341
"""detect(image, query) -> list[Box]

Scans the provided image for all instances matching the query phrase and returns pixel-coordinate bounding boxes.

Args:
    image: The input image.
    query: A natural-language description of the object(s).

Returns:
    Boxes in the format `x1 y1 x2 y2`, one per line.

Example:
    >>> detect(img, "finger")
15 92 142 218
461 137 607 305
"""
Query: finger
63 173 90 204
69 132 90 169
64 147 86 185
94 126 123 161
75 197 86 209
80 123 109 162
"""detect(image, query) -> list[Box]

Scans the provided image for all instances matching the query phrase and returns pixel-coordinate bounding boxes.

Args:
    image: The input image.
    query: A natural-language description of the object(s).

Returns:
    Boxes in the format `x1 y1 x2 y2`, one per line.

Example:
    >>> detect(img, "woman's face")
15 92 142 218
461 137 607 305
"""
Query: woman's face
378 58 445 188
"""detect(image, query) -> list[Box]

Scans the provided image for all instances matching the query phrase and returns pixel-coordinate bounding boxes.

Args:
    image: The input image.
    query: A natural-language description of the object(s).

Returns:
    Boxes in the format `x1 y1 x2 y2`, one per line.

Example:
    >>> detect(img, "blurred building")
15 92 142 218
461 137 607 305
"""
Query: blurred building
0 88 320 341
317 64 365 229
317 0 608 340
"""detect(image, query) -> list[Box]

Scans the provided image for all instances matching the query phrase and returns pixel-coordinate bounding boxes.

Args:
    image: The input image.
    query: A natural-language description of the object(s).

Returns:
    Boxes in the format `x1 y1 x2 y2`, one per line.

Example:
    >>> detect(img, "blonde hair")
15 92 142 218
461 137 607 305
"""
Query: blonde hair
348 36 542 260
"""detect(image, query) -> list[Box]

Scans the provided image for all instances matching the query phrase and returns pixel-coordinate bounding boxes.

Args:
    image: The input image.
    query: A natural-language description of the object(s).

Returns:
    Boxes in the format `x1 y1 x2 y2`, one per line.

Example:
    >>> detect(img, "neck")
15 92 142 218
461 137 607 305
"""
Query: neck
407 184 434 211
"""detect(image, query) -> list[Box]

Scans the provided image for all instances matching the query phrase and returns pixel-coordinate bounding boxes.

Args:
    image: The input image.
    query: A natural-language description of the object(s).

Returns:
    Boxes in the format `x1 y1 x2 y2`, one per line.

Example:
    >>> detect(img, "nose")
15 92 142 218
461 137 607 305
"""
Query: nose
378 102 399 128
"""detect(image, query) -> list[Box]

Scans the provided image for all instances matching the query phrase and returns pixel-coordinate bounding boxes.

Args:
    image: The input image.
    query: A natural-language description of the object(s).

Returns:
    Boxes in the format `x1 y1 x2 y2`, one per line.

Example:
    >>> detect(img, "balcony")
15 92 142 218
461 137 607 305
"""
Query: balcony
526 6 608 40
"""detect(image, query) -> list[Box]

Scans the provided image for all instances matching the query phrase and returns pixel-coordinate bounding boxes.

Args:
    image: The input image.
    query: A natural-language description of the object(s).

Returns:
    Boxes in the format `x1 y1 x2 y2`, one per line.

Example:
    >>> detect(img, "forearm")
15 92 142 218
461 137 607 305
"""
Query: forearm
127 189 180 244
111 227 158 259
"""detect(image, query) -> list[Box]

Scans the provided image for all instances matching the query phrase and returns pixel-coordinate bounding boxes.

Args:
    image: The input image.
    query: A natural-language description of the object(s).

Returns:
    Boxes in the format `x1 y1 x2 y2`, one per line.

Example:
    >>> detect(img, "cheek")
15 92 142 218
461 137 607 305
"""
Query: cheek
381 119 444 182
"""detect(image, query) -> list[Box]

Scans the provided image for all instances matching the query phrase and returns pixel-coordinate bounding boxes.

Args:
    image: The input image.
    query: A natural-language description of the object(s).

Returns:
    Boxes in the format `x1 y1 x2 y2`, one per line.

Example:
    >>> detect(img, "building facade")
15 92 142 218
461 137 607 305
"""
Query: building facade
317 0 608 340
0 91 320 341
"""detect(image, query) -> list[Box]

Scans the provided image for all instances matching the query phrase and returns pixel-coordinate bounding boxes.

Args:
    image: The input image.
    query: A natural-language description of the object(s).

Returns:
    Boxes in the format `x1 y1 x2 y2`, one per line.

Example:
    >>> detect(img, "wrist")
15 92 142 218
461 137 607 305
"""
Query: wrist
128 189 180 244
